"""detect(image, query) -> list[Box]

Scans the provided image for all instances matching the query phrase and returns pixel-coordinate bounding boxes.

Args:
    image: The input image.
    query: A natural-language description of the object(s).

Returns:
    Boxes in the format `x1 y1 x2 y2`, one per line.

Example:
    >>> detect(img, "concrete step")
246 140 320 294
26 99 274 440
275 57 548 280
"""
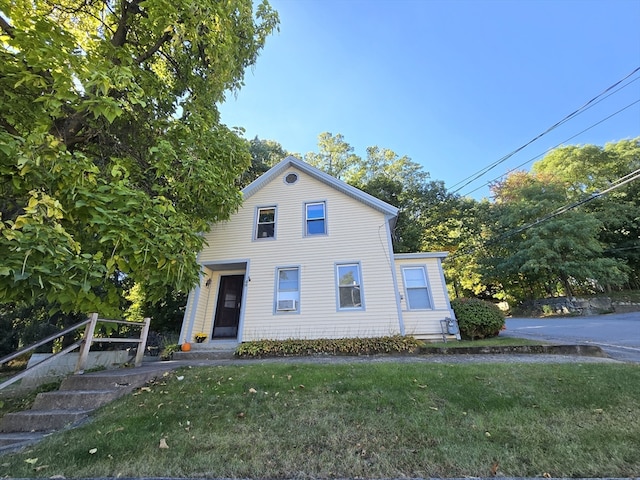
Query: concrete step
58 367 169 391
0 432 47 452
0 409 90 433
173 350 235 360
32 389 121 411
0 364 176 439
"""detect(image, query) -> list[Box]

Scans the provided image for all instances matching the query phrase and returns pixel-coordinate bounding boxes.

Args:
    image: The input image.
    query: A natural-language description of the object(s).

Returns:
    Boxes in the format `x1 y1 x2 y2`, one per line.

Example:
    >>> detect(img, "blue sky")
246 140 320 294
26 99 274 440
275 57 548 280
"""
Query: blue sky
219 0 640 199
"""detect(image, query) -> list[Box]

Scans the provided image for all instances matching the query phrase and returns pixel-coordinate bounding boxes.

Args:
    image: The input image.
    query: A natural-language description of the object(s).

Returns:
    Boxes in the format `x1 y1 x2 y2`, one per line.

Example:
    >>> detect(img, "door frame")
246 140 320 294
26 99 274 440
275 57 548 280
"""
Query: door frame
212 274 244 338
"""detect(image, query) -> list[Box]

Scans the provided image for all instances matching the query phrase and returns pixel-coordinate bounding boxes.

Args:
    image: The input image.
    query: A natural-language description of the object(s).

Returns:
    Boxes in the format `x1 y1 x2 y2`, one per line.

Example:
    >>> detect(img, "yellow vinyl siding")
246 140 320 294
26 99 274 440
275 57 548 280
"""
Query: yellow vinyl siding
395 257 453 340
199 167 400 341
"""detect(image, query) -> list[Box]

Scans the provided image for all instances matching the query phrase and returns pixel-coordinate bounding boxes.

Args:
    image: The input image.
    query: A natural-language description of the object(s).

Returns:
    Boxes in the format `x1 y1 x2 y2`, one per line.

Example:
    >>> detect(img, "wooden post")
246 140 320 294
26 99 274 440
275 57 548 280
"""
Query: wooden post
75 312 98 374
134 317 151 367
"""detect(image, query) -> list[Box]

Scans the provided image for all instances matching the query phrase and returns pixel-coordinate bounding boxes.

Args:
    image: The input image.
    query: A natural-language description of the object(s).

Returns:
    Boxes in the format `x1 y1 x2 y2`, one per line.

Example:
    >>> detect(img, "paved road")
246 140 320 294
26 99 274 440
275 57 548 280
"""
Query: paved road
502 311 640 362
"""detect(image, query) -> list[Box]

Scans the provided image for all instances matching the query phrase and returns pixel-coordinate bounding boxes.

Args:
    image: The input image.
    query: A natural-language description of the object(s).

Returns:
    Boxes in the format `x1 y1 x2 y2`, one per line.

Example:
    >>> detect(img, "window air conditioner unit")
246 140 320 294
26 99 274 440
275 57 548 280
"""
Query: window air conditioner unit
277 299 297 311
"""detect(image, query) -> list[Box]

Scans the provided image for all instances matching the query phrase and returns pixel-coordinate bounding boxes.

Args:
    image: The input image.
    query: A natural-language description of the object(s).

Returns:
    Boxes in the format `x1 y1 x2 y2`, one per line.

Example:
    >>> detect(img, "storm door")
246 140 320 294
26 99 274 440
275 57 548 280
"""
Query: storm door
213 275 244 338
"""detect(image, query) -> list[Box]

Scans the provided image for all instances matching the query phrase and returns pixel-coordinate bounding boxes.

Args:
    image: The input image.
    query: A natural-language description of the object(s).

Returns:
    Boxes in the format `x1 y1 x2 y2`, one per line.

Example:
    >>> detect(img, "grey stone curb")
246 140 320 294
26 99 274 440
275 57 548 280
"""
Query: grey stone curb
421 344 607 357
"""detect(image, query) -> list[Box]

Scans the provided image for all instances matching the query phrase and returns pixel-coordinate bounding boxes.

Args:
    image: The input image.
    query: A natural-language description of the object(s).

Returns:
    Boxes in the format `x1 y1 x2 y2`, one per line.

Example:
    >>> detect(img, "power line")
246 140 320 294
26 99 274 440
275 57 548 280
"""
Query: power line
448 66 640 195
447 168 640 262
460 98 640 197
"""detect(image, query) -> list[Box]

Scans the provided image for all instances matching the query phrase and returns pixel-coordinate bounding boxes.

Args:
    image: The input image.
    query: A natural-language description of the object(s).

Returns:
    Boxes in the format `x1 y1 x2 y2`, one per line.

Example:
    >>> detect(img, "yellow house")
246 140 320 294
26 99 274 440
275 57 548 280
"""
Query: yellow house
179 157 457 345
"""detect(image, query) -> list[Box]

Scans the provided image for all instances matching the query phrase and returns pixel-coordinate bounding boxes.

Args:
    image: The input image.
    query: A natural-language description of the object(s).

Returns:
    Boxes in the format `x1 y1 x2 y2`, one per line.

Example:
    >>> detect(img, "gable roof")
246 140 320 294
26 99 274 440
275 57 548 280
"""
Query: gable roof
242 156 399 219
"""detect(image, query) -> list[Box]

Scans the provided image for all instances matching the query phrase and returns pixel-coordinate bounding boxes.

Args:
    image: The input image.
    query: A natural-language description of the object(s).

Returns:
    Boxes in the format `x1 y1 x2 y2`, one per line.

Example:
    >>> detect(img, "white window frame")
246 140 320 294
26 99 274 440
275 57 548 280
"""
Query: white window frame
402 266 432 310
335 262 364 311
274 266 300 314
254 206 277 240
305 201 327 236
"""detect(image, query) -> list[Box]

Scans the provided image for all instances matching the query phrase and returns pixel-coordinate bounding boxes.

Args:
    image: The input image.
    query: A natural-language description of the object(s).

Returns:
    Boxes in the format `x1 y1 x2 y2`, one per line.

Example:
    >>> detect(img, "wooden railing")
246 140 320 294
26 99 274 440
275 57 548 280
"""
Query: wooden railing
0 313 150 391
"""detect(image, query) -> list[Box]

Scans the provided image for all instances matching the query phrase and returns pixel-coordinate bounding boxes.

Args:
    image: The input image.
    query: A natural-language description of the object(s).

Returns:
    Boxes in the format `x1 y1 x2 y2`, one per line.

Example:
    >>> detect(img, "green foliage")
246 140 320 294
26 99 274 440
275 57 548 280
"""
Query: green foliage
451 298 505 340
238 137 289 187
0 0 279 314
235 335 421 358
482 170 628 301
0 300 85 355
532 138 640 289
159 343 180 361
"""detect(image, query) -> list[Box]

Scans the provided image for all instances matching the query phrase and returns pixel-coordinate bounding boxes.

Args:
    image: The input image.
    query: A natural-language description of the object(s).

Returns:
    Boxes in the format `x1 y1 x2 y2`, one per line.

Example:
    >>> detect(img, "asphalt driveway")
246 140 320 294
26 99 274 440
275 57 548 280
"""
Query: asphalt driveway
501 311 640 362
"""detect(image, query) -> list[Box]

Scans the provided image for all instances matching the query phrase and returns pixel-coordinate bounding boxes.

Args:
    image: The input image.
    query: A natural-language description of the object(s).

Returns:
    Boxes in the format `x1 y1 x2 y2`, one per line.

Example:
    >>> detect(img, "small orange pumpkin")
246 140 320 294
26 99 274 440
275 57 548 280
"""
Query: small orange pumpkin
181 342 191 352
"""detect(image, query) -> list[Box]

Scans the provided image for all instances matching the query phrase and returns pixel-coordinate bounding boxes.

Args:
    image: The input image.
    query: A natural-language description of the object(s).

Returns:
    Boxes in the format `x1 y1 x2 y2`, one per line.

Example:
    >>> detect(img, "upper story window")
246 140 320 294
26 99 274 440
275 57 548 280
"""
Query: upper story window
305 202 326 235
256 206 276 239
402 266 432 309
336 263 363 310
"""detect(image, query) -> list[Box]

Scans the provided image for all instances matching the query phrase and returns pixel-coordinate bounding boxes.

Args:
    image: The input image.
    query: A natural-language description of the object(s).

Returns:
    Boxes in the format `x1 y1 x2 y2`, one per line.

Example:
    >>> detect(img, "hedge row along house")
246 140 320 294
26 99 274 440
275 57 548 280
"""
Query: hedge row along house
179 157 457 345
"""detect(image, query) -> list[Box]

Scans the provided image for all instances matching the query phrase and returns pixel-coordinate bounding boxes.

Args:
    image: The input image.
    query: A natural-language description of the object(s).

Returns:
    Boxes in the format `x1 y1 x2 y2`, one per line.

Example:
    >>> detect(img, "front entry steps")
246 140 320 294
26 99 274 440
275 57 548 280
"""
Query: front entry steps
173 339 237 361
0 365 173 453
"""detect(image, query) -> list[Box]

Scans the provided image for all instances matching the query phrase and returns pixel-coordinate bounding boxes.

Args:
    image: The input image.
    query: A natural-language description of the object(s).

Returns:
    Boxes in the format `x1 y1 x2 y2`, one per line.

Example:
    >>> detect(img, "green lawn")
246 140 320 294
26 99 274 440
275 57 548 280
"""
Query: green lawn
1 362 638 478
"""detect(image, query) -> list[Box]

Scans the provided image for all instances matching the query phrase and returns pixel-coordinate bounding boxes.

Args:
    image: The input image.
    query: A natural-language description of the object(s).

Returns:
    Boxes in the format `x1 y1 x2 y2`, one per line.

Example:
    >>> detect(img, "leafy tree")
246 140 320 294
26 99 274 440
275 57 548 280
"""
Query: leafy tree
482 171 627 301
304 132 361 180
0 0 279 314
532 138 640 288
239 137 289 187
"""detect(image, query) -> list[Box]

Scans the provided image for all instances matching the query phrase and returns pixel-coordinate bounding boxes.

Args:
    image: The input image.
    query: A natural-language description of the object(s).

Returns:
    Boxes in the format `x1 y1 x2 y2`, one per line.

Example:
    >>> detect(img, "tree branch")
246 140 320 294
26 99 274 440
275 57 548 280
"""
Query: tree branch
135 30 172 64
111 0 143 48
0 117 19 137
0 14 15 38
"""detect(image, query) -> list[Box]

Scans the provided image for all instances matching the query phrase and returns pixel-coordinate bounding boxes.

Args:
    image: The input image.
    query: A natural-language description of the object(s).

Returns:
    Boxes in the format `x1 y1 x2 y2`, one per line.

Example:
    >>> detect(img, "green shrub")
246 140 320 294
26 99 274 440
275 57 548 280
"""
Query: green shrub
235 335 421 358
450 298 505 340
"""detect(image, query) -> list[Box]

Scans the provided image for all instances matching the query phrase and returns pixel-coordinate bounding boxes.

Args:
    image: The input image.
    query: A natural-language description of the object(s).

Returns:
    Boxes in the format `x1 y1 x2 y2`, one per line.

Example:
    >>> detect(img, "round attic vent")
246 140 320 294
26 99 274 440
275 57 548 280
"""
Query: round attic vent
285 172 298 184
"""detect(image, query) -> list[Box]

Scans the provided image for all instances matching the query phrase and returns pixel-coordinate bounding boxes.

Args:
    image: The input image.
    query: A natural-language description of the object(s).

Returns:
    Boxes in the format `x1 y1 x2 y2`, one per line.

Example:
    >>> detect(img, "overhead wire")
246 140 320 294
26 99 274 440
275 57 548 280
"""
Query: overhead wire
447 66 640 195
460 98 640 197
447 168 640 262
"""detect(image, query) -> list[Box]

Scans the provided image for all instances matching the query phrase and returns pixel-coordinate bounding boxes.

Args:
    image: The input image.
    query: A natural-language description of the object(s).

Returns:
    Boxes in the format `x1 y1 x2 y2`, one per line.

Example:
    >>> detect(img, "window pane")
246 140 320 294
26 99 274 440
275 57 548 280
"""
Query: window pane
407 289 430 309
338 264 362 308
307 219 325 235
338 265 360 286
404 268 426 288
278 268 299 291
306 203 324 219
306 203 325 235
339 286 361 308
259 208 275 223
257 223 273 238
257 207 275 238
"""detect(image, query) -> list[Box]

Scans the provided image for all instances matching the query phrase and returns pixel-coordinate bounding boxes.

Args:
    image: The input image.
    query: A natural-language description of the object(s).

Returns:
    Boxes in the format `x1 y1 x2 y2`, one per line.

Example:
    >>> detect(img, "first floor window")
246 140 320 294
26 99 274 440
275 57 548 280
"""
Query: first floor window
276 267 300 312
402 266 431 309
337 263 362 309
256 206 276 239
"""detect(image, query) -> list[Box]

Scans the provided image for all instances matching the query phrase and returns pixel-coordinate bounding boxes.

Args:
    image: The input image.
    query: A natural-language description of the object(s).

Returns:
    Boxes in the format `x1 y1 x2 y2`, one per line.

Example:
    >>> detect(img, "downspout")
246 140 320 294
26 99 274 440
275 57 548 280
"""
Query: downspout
385 214 405 336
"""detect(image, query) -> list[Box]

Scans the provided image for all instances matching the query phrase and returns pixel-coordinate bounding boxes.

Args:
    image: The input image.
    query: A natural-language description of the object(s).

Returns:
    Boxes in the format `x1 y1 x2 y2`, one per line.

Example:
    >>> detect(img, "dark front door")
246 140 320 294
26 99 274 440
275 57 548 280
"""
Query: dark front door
213 275 244 338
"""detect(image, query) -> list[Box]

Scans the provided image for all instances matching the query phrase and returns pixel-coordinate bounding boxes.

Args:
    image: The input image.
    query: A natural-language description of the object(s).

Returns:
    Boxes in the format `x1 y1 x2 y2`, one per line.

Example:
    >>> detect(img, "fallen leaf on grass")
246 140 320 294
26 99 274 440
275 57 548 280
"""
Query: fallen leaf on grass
89 448 97 454
34 465 48 472
25 458 38 465
176 376 184 381
249 387 257 394
159 438 169 449
490 461 499 476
